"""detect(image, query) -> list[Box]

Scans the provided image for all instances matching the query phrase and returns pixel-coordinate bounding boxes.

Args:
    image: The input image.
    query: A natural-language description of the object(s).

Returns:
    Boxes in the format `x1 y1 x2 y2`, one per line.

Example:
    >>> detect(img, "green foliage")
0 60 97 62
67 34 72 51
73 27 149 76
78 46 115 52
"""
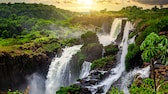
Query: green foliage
125 43 141 71
76 51 85 64
130 78 168 94
140 32 168 65
56 85 81 94
91 56 114 70
81 31 96 39
109 87 124 94
104 44 119 56
7 90 22 94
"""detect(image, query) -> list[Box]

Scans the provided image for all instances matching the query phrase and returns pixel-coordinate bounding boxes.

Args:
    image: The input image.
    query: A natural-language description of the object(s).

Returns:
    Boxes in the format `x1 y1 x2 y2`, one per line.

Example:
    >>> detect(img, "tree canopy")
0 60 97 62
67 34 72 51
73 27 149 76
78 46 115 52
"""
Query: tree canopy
140 32 168 65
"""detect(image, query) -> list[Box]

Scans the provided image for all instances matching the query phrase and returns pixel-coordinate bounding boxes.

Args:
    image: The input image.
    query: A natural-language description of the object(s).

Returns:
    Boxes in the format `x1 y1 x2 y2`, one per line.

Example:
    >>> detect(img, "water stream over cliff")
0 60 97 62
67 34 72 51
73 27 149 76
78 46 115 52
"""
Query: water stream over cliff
28 18 151 94
85 20 133 94
45 45 82 94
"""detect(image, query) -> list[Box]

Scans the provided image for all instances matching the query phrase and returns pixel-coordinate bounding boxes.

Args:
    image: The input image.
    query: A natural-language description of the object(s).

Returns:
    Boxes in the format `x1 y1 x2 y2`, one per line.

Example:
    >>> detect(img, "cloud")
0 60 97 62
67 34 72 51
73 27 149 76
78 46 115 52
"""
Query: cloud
133 0 168 5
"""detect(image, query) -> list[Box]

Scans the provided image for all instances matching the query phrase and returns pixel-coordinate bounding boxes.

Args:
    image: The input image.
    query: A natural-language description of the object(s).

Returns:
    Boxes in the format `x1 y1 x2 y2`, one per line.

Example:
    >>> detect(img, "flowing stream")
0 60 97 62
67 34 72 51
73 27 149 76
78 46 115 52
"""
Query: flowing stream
45 45 82 94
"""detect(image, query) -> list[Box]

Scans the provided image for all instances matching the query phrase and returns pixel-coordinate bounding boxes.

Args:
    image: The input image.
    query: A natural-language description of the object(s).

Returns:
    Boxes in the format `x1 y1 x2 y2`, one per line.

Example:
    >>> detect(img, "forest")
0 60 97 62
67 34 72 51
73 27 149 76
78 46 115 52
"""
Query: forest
0 3 168 94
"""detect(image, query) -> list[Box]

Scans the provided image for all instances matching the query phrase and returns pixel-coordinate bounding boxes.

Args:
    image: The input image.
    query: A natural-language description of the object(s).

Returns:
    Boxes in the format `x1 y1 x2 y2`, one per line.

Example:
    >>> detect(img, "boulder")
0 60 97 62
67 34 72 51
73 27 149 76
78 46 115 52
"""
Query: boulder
81 43 103 62
81 31 99 44
104 44 119 56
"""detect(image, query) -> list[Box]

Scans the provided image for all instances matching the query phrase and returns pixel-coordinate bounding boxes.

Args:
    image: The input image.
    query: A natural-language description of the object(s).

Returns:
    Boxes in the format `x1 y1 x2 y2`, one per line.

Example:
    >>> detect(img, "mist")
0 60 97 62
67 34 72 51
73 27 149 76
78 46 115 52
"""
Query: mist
26 73 45 94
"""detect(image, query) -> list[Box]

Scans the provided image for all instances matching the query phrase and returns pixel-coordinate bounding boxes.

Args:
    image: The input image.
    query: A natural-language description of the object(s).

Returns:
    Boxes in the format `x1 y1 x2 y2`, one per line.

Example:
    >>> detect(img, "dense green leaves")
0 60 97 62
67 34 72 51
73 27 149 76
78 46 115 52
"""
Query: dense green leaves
140 32 168 65
56 85 81 94
109 87 124 94
130 78 168 94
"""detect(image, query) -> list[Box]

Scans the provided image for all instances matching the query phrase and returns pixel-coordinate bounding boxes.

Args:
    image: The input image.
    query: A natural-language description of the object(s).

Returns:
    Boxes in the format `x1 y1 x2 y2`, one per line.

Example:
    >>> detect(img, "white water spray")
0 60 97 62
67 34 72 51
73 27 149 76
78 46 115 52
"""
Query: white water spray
79 61 91 79
27 73 45 94
121 66 150 94
97 18 123 46
45 45 82 94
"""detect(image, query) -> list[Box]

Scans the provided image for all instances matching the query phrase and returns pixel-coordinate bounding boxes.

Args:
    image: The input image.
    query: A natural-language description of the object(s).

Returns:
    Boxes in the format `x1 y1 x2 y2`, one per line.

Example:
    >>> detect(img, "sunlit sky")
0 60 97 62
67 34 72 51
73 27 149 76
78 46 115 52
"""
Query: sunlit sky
0 0 168 12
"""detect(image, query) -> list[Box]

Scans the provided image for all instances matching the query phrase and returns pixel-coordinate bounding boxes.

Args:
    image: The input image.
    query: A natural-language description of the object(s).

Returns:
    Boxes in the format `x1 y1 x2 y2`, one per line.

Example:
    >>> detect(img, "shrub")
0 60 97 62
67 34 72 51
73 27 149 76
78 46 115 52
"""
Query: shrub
125 43 142 71
104 44 119 56
130 78 168 94
109 87 124 94
7 90 22 94
91 56 114 70
56 85 81 94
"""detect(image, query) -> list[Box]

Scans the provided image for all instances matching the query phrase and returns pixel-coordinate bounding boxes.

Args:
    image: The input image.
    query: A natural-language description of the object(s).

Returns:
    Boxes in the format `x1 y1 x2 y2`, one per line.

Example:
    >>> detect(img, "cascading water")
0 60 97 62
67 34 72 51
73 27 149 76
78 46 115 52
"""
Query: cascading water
120 66 150 94
79 61 91 79
86 20 134 94
119 35 150 94
45 45 82 94
97 18 123 46
110 18 122 42
27 73 45 94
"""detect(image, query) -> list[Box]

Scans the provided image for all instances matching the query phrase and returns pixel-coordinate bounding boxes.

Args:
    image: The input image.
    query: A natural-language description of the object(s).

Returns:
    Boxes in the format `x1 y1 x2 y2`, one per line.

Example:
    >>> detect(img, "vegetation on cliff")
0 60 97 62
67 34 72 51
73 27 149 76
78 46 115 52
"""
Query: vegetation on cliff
0 2 168 94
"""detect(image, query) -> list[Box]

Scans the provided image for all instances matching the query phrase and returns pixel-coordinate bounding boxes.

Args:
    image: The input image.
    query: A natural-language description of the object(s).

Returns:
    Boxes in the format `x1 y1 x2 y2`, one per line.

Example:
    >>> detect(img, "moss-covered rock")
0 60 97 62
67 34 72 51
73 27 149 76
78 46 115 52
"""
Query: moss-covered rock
81 31 99 44
81 43 103 62
91 56 117 70
104 44 119 56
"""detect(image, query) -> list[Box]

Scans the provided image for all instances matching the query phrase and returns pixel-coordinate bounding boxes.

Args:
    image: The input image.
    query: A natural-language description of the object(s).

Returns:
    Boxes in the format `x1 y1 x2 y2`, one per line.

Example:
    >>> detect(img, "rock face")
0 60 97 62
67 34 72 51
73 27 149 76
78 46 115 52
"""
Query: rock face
81 31 99 44
104 44 119 57
150 64 168 81
0 51 55 91
81 43 103 62
80 31 103 62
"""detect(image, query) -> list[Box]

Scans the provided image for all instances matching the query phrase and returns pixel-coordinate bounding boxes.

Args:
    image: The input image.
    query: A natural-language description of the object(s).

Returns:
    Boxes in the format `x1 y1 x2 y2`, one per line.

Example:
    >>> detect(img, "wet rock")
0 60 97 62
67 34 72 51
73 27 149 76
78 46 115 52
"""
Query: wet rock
104 44 119 57
150 64 168 81
0 51 56 91
81 43 103 62
80 88 92 94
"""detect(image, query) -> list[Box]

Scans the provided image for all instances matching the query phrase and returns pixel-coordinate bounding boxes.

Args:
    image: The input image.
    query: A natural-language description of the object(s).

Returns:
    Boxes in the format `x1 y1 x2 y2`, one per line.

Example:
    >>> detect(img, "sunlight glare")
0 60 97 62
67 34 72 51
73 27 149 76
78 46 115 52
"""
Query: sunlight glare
77 0 94 5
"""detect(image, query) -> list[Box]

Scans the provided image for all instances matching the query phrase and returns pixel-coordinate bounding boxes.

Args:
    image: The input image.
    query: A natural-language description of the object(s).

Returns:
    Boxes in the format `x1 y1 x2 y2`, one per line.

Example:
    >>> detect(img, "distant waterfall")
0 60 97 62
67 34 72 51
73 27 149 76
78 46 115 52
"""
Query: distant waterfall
45 45 82 94
97 18 123 46
79 61 91 79
110 18 122 42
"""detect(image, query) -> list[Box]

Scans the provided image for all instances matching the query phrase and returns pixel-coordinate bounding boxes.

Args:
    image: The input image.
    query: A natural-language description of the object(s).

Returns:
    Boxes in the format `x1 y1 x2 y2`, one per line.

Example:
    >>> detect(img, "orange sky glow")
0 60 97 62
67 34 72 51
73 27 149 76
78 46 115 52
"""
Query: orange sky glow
0 0 168 12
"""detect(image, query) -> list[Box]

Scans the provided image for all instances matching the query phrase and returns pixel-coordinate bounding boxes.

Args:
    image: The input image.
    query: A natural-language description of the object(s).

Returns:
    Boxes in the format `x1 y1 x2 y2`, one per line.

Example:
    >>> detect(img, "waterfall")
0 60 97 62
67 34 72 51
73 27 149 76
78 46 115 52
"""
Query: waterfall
86 21 133 94
120 66 150 94
119 35 150 94
45 45 82 94
79 61 91 79
110 18 122 42
97 18 123 46
27 73 45 94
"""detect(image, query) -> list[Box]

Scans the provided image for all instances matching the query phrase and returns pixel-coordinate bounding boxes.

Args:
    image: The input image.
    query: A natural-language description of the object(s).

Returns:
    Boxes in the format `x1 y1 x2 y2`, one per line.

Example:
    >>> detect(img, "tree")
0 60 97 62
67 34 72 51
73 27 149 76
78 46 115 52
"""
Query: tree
140 32 168 92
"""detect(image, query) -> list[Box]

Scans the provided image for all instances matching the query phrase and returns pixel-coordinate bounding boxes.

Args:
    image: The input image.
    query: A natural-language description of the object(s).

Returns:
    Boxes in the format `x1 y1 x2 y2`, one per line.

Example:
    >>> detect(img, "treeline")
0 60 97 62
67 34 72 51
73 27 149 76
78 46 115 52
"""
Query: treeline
0 3 75 38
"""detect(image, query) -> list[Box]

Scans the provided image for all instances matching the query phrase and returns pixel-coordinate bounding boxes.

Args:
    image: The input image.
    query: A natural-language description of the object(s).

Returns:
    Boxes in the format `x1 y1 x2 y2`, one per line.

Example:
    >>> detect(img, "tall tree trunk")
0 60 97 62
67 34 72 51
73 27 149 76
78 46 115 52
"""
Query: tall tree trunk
151 59 156 93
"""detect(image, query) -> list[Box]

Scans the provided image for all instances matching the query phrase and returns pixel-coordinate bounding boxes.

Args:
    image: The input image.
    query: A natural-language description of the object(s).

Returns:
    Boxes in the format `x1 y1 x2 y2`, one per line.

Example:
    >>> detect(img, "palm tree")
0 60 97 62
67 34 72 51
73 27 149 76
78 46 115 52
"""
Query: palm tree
140 32 168 92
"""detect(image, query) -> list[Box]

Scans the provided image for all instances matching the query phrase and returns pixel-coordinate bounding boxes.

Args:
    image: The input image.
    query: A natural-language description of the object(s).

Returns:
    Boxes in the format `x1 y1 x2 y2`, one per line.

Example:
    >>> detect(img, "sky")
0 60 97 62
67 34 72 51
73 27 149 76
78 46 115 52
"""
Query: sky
0 0 168 12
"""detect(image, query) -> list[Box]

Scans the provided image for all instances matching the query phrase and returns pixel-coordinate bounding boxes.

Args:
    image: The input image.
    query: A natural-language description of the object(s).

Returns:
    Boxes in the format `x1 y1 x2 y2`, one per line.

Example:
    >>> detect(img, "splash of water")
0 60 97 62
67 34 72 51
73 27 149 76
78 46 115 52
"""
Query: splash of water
45 45 82 94
121 66 150 94
79 61 91 79
27 73 45 94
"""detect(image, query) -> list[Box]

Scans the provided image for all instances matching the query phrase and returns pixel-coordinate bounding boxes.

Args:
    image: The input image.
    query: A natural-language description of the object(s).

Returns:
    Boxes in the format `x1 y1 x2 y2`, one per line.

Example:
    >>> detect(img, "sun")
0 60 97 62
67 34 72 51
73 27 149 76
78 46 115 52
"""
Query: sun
77 0 94 5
